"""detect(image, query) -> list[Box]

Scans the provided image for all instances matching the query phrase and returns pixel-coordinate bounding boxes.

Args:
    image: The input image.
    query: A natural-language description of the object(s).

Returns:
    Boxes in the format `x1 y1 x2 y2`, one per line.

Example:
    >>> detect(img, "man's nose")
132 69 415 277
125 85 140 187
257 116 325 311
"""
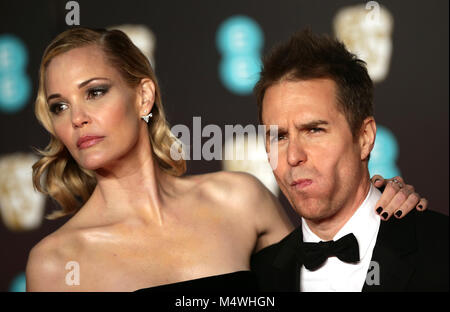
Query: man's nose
287 139 307 167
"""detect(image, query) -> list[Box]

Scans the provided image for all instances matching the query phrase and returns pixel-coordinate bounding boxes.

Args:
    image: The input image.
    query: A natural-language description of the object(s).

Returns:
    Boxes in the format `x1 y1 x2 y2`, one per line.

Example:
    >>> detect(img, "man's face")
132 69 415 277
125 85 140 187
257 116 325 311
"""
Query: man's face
262 78 365 222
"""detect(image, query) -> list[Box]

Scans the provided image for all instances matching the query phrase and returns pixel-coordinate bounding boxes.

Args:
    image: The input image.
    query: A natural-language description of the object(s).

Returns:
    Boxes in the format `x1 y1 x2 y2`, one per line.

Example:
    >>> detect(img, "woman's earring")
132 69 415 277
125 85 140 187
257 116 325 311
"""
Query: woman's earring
141 112 153 123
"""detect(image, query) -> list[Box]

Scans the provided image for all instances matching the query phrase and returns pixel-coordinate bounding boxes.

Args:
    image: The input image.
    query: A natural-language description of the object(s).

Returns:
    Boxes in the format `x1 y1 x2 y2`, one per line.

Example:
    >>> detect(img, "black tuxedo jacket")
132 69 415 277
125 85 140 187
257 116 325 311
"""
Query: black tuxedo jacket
250 210 448 291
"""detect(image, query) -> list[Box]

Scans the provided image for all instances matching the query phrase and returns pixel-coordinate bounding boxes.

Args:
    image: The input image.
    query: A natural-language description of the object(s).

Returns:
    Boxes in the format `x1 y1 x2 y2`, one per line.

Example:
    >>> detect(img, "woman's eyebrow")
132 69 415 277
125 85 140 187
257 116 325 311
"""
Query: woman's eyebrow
77 77 110 89
47 93 62 102
46 77 111 102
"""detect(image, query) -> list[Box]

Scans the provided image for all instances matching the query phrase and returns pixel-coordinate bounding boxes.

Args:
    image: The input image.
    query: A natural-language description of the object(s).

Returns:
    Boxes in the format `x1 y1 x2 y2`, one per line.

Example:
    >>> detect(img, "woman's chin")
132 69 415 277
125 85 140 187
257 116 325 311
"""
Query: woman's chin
78 158 108 171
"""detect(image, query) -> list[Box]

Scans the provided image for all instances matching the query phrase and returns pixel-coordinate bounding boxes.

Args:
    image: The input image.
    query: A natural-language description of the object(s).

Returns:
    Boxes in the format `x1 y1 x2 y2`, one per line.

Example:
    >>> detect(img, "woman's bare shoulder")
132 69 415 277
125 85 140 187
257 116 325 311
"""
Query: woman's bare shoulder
191 171 268 201
192 171 294 250
25 223 84 291
25 232 64 291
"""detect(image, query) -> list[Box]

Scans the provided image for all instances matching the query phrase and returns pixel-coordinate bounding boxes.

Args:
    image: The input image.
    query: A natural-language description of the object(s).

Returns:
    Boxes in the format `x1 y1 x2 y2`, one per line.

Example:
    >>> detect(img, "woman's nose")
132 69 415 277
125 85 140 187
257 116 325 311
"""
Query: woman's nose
71 105 91 128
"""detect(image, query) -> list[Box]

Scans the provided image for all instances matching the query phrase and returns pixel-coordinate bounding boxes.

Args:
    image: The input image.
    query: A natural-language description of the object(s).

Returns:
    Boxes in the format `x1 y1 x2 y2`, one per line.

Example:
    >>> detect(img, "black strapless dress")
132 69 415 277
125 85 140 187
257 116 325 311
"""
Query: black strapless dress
135 271 259 292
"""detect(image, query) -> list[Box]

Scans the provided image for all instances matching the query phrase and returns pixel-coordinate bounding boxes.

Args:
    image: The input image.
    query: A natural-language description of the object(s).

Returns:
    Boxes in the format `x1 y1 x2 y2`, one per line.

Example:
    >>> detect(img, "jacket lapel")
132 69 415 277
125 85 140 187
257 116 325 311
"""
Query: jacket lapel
272 226 303 291
363 214 417 292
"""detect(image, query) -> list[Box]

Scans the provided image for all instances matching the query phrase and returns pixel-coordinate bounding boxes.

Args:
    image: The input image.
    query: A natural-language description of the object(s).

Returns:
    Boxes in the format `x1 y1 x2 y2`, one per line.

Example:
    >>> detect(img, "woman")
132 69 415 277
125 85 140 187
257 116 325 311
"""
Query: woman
26 28 425 291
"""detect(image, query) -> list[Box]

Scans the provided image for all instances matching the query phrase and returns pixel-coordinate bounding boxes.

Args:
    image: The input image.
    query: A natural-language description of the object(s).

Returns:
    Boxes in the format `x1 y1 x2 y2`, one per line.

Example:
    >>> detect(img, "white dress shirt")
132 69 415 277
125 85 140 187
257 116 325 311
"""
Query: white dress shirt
300 184 382 292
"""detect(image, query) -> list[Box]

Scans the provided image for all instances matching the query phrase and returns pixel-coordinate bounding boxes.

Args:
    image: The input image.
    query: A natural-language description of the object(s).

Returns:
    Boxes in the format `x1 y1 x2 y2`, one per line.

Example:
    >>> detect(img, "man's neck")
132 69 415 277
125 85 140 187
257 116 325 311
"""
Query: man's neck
304 178 372 241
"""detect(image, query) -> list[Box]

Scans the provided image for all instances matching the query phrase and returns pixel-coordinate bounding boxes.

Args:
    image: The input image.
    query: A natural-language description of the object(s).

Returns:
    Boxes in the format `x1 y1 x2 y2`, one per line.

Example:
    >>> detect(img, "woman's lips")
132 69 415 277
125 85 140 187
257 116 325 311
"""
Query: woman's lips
291 179 313 190
77 136 105 149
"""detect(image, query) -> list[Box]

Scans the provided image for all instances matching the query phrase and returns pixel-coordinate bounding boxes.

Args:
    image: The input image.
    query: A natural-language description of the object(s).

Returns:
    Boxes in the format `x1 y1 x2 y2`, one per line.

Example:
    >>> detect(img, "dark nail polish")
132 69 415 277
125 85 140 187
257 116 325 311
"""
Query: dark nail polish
418 204 423 210
376 207 383 214
382 212 389 219
395 210 402 217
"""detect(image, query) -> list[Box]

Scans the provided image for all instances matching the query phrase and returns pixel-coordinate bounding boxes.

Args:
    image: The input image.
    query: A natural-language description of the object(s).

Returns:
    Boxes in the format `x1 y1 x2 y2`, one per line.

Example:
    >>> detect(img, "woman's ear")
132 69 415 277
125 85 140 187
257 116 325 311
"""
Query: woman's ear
138 78 156 116
359 116 376 161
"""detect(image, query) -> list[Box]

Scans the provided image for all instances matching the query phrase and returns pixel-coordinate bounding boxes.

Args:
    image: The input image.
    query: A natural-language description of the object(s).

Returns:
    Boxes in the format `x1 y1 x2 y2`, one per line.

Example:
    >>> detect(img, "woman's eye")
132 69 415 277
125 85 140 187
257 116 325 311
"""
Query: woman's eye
87 86 109 100
49 103 68 115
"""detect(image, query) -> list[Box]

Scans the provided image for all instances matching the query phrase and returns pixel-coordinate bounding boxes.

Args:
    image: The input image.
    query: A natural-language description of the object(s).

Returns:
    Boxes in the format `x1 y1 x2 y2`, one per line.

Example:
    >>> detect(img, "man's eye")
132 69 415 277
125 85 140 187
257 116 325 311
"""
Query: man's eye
49 103 68 115
270 134 286 143
87 86 109 100
309 128 324 133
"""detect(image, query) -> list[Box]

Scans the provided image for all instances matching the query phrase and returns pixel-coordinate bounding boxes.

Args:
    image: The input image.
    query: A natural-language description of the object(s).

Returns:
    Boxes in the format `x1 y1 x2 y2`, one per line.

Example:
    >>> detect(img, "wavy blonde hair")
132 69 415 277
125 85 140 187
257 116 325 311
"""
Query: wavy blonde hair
32 27 186 220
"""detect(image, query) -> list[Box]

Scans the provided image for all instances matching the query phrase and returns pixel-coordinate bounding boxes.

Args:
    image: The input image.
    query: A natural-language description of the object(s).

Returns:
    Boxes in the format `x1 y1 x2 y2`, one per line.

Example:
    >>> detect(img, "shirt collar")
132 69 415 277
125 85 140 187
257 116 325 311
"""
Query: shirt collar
301 184 381 260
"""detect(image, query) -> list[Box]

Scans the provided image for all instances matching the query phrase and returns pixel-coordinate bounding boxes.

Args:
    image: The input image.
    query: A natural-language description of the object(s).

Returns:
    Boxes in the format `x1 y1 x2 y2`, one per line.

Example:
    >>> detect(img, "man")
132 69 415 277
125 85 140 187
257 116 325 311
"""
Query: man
250 29 448 291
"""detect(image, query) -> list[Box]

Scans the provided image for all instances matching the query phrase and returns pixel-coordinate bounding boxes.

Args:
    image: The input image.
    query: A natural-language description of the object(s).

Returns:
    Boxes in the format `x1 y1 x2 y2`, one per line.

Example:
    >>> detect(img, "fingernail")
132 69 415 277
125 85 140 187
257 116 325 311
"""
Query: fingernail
376 207 383 214
395 210 402 217
418 204 423 210
382 212 389 220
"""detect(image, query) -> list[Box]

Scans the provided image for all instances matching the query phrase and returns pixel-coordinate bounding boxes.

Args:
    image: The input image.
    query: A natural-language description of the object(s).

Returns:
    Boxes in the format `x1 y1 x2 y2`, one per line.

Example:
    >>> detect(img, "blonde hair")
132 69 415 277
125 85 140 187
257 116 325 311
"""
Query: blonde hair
32 27 186 219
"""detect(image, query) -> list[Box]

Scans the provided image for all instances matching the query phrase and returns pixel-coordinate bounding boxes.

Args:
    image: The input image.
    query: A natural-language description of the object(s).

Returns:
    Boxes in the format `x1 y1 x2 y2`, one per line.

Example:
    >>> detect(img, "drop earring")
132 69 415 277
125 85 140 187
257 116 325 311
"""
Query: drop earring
141 111 153 123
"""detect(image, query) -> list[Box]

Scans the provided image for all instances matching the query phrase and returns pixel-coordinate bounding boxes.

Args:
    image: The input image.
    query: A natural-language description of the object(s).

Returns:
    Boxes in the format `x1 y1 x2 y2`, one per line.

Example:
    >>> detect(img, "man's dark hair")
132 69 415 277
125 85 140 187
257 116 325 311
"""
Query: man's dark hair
254 29 374 137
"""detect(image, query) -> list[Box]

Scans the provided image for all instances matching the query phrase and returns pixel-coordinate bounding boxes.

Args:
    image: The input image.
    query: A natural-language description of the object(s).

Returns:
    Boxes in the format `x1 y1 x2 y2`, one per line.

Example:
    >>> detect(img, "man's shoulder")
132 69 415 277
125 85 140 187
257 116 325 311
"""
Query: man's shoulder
251 239 283 265
413 209 448 229
384 209 448 239
399 209 448 290
250 227 301 292
378 209 448 253
375 209 449 290
251 227 300 267
411 209 449 249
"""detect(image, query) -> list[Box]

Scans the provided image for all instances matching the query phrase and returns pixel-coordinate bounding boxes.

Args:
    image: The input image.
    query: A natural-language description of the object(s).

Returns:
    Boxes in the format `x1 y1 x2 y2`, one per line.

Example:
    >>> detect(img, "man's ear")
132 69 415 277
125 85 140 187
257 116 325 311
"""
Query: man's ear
137 78 156 116
359 117 376 161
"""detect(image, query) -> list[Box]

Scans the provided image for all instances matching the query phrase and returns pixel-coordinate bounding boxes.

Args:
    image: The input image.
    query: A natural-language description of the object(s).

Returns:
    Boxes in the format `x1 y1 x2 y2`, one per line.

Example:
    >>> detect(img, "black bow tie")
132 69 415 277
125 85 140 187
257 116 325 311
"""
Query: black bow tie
297 233 360 271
